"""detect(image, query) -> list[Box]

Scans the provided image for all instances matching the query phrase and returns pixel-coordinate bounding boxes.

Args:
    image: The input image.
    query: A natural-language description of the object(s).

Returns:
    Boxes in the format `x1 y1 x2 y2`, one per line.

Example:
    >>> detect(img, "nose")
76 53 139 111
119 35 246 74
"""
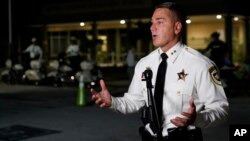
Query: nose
150 24 154 32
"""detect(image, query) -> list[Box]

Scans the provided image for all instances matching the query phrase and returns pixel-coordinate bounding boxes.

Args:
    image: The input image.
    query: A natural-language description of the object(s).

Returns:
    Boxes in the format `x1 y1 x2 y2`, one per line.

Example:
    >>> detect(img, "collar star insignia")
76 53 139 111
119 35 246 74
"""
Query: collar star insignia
177 69 188 81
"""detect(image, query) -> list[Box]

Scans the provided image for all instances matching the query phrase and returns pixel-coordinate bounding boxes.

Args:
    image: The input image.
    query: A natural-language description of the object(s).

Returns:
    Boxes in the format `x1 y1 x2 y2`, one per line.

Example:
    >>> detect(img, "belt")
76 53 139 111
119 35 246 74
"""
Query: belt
167 127 203 141
168 127 188 134
151 136 169 141
151 128 183 141
139 126 202 141
153 127 199 140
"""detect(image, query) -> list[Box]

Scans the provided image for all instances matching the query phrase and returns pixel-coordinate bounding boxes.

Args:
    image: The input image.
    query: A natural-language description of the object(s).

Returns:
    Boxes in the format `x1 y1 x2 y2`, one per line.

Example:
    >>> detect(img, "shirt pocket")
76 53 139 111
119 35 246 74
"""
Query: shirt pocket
164 82 193 113
163 82 184 115
180 83 193 112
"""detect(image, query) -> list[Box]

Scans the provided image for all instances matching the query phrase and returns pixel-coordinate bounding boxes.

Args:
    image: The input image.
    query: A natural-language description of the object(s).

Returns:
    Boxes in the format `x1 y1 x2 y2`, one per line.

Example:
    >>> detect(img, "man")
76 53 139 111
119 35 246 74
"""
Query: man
91 2 228 141
65 36 80 72
23 37 43 69
205 32 229 69
126 47 137 81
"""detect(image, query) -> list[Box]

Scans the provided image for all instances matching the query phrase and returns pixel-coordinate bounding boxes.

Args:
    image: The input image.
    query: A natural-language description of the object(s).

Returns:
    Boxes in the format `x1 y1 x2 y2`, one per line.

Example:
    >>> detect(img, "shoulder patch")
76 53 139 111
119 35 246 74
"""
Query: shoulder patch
208 66 222 86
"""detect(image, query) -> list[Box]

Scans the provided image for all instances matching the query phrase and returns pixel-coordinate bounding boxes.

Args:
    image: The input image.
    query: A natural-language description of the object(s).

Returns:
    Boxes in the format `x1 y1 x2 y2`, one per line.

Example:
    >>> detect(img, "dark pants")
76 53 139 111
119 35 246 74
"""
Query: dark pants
139 126 203 141
67 56 81 72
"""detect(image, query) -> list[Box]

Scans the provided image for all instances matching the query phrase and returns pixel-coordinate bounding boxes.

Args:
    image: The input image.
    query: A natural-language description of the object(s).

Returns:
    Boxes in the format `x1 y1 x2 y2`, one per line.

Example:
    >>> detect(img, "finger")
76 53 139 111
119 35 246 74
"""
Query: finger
170 117 187 127
90 88 99 95
189 97 195 108
181 112 191 119
175 117 187 127
175 116 187 121
91 94 99 101
91 94 95 100
99 79 107 91
100 103 106 108
180 113 193 126
185 97 195 113
95 97 102 105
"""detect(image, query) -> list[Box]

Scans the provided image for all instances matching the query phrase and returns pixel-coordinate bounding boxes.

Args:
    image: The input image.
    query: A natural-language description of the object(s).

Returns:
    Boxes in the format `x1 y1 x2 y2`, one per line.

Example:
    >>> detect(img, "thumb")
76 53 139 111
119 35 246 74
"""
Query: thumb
189 97 195 110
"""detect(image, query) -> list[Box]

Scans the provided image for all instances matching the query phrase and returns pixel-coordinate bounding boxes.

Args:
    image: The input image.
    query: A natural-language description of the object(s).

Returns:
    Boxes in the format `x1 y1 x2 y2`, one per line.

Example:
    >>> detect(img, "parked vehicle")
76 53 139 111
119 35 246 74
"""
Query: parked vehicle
22 60 46 85
1 59 24 84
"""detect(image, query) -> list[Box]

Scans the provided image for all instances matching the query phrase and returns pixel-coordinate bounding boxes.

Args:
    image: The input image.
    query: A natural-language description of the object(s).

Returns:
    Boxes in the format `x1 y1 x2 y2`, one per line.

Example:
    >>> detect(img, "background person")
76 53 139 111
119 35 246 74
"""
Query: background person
23 37 43 69
91 2 229 141
126 47 137 81
65 36 81 72
205 31 229 69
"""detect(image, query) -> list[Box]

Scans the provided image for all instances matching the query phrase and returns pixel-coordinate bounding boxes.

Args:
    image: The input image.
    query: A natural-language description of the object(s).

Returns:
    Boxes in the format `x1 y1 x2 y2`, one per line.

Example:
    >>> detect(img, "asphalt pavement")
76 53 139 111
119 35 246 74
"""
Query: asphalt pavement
0 78 250 141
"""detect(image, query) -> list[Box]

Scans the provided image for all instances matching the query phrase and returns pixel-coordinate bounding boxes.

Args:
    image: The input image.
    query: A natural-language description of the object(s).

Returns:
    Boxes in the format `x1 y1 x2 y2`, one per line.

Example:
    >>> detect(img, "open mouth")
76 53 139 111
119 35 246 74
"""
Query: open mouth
152 34 157 38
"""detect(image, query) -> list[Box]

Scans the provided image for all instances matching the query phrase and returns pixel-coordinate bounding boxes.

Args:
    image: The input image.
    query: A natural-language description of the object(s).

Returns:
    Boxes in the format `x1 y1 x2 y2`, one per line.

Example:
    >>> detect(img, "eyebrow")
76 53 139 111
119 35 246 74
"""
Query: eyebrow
151 17 165 22
156 17 165 20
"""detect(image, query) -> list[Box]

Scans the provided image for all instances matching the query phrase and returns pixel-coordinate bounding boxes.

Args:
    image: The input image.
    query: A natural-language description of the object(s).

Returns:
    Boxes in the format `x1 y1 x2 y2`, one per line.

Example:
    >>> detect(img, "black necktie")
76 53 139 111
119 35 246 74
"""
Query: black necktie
154 53 168 129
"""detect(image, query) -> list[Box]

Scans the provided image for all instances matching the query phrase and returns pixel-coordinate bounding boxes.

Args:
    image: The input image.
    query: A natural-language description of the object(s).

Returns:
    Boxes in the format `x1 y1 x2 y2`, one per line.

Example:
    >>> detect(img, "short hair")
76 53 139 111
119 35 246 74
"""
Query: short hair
211 32 220 38
155 2 186 41
155 2 186 26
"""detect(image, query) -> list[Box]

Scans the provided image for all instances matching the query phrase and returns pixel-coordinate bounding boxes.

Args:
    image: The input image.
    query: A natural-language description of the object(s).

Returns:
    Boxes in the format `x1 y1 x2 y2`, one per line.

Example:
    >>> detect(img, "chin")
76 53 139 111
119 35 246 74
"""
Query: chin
152 40 162 47
153 43 161 47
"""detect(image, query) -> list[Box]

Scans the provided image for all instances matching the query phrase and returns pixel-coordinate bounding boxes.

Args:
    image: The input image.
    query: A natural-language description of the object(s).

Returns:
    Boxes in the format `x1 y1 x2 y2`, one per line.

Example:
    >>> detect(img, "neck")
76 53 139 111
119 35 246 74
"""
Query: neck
160 40 179 52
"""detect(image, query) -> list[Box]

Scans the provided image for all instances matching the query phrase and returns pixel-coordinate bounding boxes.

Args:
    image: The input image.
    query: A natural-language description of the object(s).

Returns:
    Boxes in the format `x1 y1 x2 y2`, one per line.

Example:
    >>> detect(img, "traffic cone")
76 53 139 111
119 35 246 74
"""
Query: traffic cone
76 74 87 106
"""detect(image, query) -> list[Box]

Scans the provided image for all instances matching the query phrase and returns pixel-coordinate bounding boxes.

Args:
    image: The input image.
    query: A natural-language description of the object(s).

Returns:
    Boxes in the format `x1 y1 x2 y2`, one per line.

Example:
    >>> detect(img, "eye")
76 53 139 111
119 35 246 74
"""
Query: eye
157 20 163 25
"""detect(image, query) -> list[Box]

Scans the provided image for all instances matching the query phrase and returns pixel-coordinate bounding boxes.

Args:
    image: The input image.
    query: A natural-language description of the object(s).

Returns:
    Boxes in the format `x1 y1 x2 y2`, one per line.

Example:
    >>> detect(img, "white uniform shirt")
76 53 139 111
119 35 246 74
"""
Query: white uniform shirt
110 42 229 136
24 44 43 60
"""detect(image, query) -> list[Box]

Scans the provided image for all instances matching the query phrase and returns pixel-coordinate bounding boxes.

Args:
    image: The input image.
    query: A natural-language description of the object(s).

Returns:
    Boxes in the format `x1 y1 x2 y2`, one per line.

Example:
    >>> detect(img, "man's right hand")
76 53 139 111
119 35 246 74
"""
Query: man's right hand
91 79 112 108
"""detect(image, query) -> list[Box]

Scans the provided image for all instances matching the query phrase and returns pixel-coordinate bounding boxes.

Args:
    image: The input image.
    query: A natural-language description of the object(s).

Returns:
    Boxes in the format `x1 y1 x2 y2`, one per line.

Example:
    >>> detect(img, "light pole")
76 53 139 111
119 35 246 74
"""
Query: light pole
8 0 12 58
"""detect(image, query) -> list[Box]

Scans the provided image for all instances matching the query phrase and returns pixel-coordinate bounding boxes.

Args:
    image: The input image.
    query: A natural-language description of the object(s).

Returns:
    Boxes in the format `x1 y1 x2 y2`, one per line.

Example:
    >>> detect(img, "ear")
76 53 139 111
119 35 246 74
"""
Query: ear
174 22 182 34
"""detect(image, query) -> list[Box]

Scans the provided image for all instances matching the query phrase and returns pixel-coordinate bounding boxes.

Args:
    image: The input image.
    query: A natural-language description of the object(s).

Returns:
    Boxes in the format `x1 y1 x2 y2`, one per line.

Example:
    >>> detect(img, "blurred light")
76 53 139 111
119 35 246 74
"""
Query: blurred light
233 17 239 21
186 19 191 24
71 76 75 80
120 20 126 24
80 22 85 26
216 15 222 19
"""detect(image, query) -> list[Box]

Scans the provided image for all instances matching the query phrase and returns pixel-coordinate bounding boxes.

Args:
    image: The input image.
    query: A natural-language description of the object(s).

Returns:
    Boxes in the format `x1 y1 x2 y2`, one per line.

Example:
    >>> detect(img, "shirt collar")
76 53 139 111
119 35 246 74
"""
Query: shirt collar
157 42 184 63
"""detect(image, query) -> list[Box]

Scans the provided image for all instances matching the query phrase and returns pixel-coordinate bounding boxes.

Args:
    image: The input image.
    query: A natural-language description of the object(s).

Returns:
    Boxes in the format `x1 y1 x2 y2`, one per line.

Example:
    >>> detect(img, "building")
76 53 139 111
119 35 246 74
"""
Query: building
3 0 250 68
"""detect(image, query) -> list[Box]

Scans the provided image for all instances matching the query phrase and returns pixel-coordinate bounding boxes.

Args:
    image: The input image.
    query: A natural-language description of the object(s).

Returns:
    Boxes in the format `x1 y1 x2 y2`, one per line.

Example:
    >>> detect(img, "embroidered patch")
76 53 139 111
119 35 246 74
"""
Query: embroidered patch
208 66 222 86
177 69 188 81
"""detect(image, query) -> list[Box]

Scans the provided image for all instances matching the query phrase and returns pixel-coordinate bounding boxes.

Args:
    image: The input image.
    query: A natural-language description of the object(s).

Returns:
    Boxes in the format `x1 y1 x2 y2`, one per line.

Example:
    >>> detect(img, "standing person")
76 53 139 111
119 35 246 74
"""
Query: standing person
91 2 228 141
23 37 43 69
205 32 229 69
126 47 137 81
66 36 80 72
